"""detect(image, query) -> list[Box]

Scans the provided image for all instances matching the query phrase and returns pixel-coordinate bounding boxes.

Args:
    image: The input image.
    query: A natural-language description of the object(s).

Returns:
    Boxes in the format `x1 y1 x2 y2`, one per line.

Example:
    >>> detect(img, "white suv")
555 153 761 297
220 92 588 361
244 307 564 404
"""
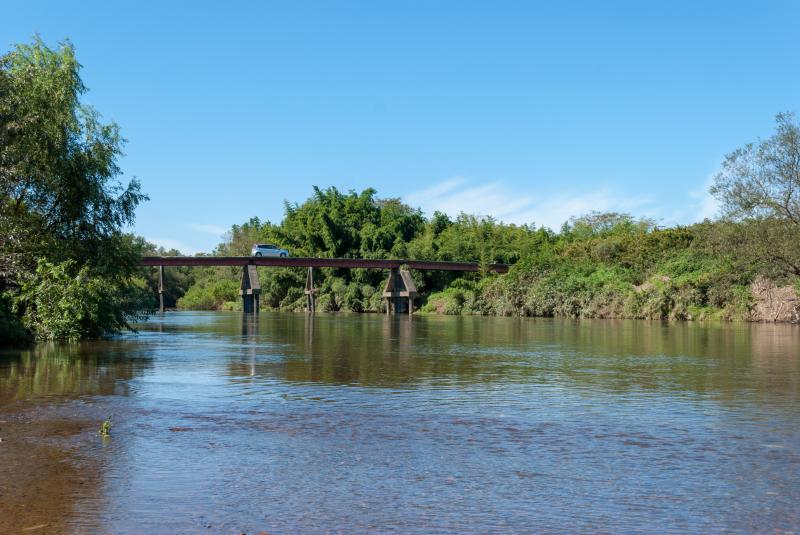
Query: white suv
251 244 289 257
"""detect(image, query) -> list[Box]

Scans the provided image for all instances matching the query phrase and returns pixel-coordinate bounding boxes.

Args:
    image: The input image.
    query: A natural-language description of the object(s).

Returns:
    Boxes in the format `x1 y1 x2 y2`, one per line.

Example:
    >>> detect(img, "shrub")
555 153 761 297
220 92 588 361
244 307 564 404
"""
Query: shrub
177 278 239 310
14 259 150 340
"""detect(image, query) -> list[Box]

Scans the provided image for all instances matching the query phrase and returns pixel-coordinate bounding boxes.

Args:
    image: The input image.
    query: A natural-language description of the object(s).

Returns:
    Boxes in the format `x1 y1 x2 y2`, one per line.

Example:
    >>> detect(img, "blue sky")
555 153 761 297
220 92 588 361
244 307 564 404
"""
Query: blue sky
5 1 799 253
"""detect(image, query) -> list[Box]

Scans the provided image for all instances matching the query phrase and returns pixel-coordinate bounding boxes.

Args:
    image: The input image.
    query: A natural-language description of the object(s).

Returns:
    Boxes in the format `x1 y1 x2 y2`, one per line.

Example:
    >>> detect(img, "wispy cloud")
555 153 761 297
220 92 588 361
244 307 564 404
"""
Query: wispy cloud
690 174 721 221
404 177 653 230
405 177 467 204
146 236 199 255
654 170 721 226
189 223 228 236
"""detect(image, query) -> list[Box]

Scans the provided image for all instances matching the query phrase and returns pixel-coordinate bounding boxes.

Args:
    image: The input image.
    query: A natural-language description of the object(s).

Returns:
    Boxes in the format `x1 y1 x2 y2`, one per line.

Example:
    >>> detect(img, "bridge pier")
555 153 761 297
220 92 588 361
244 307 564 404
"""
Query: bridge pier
158 265 165 313
141 257 509 317
304 267 316 313
382 268 418 315
240 265 261 314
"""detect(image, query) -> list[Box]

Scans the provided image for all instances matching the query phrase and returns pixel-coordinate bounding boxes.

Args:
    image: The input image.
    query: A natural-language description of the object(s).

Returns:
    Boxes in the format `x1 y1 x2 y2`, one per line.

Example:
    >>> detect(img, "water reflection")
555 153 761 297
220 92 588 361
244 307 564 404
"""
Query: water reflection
0 313 797 533
0 342 153 533
221 314 800 405
0 340 153 403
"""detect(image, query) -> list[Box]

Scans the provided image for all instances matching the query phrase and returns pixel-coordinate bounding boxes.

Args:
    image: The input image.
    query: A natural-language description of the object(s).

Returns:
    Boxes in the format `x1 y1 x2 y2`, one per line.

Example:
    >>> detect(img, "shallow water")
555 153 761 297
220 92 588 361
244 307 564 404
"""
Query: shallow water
1 312 799 534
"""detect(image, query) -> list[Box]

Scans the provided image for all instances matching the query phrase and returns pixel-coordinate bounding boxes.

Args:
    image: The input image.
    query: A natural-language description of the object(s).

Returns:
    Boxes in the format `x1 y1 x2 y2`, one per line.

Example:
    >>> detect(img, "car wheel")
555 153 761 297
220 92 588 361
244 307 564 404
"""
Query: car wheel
280 253 287 258
255 252 262 256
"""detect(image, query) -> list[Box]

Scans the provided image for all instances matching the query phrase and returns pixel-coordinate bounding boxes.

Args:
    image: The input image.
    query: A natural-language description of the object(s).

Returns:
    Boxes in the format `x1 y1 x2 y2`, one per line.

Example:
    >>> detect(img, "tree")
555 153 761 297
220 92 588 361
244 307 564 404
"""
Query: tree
566 212 655 239
1 38 146 258
0 37 150 340
710 112 800 277
711 112 800 223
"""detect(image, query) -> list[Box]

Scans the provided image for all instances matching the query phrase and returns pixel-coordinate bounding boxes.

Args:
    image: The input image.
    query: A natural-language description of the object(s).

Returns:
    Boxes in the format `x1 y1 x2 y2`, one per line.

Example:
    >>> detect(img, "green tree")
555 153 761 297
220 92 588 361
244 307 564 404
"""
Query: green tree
710 112 800 277
15 259 149 340
711 112 800 223
0 37 149 340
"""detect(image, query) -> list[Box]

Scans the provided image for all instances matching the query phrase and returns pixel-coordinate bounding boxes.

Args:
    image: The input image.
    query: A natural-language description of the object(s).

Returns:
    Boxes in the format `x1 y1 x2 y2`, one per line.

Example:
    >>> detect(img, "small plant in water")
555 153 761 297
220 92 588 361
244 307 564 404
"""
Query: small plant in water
98 417 111 437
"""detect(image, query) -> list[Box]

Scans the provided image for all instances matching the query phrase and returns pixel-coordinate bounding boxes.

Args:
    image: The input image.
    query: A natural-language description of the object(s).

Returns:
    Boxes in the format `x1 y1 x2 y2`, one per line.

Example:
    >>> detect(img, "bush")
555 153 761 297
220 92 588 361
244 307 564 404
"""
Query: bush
343 283 365 312
13 259 150 340
422 287 472 315
177 277 239 310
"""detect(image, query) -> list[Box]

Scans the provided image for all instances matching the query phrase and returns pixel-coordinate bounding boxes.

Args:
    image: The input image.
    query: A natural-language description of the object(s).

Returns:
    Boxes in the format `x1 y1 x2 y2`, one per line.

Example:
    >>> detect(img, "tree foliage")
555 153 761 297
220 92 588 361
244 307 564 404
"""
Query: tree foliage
712 112 800 223
710 112 800 277
0 37 150 341
15 259 149 340
180 187 538 312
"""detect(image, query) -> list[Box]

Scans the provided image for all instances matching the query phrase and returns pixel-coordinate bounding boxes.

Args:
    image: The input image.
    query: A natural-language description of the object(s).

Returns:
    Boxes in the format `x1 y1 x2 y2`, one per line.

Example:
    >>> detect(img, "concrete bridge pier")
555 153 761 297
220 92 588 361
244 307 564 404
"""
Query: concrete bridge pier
304 267 316 313
140 256 509 316
158 265 165 313
382 268 418 315
240 265 261 314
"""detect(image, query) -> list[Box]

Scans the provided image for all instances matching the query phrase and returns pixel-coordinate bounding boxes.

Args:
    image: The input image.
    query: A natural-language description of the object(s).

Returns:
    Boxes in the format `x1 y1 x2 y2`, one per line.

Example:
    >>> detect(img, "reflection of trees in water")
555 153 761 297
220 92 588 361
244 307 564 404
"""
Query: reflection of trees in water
225 314 800 401
289 315 427 386
227 314 425 386
0 339 154 533
750 324 800 402
0 340 154 404
545 320 800 401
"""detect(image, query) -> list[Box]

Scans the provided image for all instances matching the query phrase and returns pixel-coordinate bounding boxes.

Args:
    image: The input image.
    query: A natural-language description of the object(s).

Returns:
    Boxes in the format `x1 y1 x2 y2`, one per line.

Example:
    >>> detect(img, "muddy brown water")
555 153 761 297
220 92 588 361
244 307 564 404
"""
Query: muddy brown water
1 312 799 534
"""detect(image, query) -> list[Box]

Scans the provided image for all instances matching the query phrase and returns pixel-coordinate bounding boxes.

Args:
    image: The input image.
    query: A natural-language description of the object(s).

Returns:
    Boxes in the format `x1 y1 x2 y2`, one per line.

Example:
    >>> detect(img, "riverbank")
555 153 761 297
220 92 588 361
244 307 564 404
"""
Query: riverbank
425 274 800 323
172 282 800 323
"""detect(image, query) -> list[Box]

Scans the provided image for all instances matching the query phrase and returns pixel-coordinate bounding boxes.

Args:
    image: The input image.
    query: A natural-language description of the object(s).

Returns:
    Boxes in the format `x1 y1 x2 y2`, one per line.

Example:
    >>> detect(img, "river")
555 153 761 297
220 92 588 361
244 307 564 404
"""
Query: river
1 312 799 534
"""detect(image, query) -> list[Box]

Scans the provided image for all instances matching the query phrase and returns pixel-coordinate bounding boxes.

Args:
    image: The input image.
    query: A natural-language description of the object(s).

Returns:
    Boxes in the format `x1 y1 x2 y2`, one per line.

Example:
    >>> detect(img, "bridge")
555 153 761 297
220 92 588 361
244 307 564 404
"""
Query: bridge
142 256 509 315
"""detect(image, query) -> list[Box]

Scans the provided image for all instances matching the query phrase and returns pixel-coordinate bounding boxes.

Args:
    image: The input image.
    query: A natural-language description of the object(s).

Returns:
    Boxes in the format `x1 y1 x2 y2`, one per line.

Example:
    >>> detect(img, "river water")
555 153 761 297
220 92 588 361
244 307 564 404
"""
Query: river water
1 312 799 534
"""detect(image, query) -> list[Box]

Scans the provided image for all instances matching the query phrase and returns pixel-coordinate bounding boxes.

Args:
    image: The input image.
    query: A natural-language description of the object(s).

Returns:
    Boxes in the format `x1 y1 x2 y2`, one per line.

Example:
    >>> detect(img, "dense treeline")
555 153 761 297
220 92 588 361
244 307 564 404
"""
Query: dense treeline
0 38 154 342
178 187 542 312
177 200 754 319
181 113 800 322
